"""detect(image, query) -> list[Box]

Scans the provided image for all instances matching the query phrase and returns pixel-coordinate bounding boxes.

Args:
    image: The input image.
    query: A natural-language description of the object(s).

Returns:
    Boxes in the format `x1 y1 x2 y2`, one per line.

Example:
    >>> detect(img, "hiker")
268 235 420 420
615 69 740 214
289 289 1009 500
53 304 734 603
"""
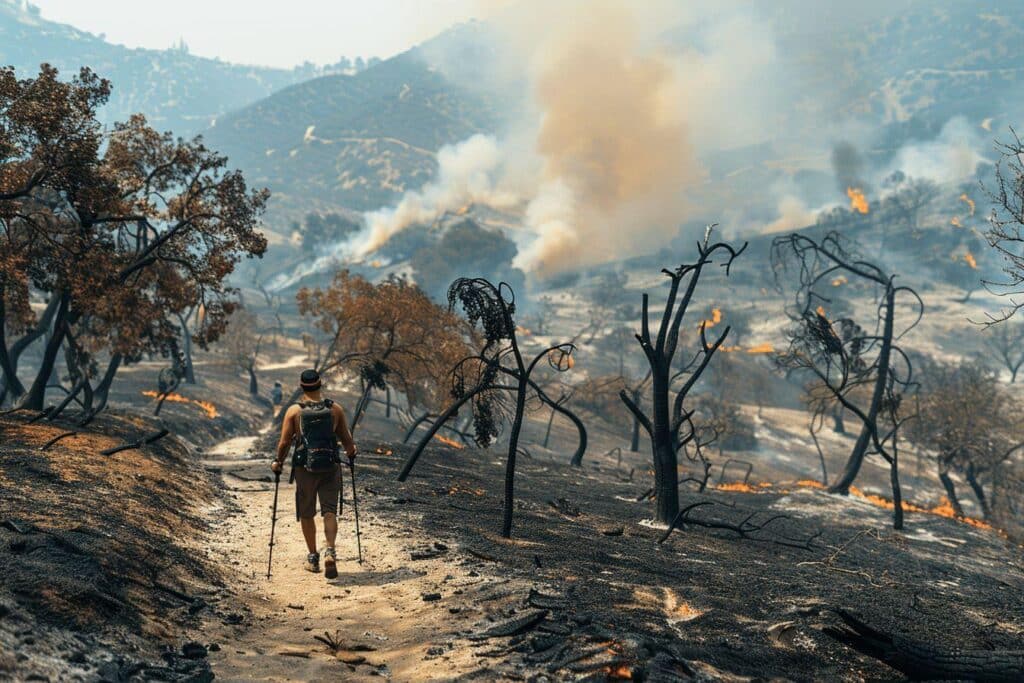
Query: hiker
271 369 357 579
270 381 283 416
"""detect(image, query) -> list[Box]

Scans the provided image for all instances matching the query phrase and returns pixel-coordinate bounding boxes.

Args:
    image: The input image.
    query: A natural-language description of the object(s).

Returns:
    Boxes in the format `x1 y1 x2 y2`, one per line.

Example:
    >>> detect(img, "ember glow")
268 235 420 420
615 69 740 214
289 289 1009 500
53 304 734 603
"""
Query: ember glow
831 275 847 287
963 251 978 269
846 187 869 214
433 434 465 449
950 217 963 228
141 391 219 419
959 193 976 216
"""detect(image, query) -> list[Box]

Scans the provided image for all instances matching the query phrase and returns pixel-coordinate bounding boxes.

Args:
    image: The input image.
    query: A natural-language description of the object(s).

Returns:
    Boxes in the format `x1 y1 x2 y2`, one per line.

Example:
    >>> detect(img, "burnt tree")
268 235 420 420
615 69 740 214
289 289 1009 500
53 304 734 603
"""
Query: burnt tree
397 278 586 538
773 232 921 527
619 227 746 525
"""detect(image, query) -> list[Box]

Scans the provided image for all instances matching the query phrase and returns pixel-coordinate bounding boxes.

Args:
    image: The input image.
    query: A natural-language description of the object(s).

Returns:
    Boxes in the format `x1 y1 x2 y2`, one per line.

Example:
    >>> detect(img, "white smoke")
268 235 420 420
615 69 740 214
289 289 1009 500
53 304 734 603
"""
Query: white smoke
354 134 520 256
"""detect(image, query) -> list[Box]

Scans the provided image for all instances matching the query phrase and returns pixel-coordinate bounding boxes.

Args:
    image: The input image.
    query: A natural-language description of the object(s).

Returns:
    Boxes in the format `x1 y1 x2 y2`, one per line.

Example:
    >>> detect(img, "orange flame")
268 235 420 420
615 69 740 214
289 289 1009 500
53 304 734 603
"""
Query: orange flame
816 305 827 318
433 434 465 450
963 251 978 270
846 187 869 214
701 308 723 329
745 343 775 355
374 446 394 456
831 275 848 287
709 479 992 530
950 217 963 228
959 193 976 216
141 391 219 419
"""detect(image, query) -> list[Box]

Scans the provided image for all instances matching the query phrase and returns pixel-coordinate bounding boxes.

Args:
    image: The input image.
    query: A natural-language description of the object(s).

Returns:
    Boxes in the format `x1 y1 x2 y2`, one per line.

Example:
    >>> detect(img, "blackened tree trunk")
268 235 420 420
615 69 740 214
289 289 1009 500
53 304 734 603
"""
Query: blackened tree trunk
832 404 845 434
177 311 196 385
964 465 991 518
18 296 73 411
938 468 965 517
503 374 529 538
830 286 895 494
248 364 259 396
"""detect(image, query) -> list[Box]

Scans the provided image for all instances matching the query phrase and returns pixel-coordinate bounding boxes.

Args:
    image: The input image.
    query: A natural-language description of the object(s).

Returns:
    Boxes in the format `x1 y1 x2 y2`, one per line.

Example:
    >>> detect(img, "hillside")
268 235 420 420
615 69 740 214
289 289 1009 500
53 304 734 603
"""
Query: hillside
0 0 309 134
205 45 501 216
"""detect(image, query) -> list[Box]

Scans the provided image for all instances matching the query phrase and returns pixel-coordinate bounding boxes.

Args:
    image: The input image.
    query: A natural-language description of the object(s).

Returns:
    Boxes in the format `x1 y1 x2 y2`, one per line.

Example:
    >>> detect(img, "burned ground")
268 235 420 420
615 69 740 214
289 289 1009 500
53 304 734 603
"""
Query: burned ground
0 410 235 682
331 438 1024 681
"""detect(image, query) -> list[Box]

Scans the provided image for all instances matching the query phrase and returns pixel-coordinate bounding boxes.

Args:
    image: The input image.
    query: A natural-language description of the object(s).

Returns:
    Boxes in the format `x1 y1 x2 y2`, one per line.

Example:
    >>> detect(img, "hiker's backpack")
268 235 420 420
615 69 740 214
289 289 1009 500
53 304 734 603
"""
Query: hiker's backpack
293 399 340 472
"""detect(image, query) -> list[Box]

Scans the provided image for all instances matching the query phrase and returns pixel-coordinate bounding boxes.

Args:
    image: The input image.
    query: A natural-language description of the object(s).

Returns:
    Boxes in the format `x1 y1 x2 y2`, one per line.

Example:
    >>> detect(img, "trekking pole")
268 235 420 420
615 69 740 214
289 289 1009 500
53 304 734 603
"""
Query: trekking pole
348 458 363 564
266 470 281 579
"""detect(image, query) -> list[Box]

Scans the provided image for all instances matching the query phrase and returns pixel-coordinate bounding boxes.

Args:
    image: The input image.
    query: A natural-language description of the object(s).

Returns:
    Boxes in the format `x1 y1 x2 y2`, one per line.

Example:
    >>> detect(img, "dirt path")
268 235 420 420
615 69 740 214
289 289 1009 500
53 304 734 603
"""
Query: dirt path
199 436 504 682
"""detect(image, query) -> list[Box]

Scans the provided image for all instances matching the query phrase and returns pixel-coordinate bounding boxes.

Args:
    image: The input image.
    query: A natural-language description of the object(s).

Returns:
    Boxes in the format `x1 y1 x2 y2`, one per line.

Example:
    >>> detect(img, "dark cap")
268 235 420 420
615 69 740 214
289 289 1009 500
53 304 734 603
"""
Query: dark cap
299 369 321 391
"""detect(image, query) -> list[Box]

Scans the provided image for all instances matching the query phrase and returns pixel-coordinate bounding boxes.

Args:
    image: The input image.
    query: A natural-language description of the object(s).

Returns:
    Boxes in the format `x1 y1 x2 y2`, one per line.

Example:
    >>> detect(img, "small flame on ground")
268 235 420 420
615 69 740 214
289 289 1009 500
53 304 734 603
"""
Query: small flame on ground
831 275 848 287
517 326 532 336
816 305 827 318
959 193 976 216
712 479 992 530
963 251 978 269
141 391 219 419
951 217 963 228
846 187 869 214
434 434 465 450
374 446 394 456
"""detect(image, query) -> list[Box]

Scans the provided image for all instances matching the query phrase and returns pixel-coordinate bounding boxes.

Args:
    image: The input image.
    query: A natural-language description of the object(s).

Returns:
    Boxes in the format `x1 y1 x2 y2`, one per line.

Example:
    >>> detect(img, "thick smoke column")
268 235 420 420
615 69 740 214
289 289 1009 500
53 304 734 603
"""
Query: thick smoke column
516 0 702 275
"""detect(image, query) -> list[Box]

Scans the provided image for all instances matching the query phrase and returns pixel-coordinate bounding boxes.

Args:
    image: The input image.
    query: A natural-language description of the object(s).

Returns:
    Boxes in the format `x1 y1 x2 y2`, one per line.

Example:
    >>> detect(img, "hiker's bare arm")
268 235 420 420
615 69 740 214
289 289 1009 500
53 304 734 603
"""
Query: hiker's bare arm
272 406 299 473
333 404 357 459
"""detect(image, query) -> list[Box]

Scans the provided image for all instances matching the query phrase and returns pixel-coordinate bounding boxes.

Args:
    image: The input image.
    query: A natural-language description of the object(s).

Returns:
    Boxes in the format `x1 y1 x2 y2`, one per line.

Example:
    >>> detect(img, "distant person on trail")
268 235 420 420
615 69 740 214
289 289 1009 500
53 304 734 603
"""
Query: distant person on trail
270 381 283 416
271 369 357 580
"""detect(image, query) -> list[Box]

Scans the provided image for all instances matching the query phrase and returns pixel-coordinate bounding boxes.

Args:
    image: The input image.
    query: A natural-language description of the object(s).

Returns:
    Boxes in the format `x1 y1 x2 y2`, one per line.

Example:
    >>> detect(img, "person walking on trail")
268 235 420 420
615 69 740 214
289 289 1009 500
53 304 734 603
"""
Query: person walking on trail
271 369 357 580
270 381 283 416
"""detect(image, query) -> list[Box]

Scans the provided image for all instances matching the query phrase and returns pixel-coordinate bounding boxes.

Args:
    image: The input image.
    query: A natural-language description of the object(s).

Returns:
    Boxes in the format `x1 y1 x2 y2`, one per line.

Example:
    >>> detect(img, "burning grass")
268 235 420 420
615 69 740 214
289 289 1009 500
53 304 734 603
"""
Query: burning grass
712 480 993 530
141 390 219 419
846 186 869 214
433 434 465 449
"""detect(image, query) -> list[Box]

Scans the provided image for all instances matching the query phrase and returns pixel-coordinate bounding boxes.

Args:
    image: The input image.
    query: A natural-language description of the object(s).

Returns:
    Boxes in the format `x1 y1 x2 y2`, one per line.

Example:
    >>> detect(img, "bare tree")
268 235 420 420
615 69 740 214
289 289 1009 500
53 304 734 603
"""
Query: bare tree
908 359 1024 518
619 227 747 525
223 309 263 396
397 278 586 538
983 318 1024 383
772 232 922 527
983 128 1024 321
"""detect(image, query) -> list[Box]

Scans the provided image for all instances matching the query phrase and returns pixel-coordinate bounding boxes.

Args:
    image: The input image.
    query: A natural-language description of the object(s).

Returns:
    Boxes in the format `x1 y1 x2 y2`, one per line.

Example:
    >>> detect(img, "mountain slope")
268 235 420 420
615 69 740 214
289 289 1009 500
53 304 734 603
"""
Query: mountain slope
205 46 501 214
0 0 308 134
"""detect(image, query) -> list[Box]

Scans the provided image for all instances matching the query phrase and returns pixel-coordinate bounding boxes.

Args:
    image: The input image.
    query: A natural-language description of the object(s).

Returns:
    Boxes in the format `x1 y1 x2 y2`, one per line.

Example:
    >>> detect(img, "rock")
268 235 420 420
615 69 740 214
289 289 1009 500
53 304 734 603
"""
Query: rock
188 598 207 615
208 643 221 652
222 612 244 625
426 646 445 656
422 593 442 602
182 642 208 660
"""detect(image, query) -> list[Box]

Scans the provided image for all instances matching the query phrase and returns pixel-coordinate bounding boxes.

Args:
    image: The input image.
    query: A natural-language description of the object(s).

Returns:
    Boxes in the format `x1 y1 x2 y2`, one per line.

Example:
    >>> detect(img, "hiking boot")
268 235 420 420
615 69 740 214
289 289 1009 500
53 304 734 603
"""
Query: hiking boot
323 547 338 580
304 551 320 573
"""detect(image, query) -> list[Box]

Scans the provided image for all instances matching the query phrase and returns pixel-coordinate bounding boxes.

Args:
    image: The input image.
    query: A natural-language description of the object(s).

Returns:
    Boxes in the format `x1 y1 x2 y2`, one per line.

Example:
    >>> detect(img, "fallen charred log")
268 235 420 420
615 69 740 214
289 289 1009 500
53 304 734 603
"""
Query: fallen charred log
824 609 1024 682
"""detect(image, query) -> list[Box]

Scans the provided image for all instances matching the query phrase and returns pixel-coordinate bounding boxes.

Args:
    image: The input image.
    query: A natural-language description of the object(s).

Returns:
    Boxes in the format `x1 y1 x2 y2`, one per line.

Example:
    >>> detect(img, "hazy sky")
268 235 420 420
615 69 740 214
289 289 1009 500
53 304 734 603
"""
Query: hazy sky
30 0 483 68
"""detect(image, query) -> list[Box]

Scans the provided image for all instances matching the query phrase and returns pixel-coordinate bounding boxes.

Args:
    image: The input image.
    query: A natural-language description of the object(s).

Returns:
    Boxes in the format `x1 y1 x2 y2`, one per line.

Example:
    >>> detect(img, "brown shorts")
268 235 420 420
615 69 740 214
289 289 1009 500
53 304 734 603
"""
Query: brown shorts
293 464 342 520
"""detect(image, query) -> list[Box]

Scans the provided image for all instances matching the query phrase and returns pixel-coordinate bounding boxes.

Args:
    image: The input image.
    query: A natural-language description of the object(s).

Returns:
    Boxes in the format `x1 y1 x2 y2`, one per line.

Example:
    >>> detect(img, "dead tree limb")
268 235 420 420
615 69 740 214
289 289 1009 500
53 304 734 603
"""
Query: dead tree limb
101 429 170 456
40 431 78 451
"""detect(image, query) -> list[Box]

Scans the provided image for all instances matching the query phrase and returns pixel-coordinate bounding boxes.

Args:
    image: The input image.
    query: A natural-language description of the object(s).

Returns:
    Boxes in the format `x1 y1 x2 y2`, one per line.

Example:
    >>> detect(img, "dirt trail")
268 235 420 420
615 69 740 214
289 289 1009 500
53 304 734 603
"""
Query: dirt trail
200 436 503 682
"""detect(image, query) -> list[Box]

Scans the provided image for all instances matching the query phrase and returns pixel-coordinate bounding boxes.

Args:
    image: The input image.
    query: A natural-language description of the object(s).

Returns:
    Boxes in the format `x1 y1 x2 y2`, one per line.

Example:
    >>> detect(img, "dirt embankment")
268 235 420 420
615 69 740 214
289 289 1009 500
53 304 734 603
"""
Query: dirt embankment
0 410 236 682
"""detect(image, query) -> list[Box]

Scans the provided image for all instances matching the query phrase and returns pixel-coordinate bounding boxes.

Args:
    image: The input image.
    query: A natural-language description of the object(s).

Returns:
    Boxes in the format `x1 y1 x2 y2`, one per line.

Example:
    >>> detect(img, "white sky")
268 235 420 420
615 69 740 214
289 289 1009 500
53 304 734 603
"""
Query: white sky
29 0 484 68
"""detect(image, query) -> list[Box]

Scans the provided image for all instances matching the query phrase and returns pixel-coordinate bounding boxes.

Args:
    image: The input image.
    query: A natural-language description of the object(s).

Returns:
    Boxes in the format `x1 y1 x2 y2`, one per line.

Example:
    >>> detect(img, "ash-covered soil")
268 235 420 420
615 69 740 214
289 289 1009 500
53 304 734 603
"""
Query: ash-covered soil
212 407 1024 681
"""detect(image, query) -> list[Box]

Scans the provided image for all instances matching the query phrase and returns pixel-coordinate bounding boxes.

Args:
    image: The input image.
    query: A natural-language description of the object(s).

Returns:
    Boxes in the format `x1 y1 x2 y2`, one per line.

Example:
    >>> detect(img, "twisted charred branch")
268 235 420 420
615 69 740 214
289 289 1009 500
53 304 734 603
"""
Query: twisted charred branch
719 459 753 485
620 226 747 525
824 609 1024 682
101 429 170 456
40 431 78 451
658 500 821 550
